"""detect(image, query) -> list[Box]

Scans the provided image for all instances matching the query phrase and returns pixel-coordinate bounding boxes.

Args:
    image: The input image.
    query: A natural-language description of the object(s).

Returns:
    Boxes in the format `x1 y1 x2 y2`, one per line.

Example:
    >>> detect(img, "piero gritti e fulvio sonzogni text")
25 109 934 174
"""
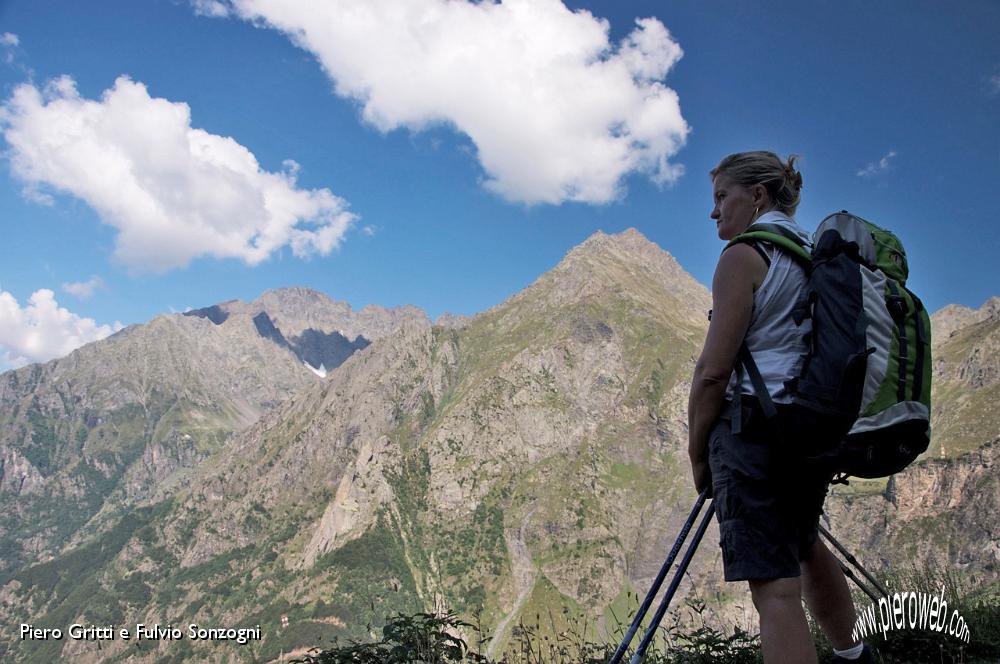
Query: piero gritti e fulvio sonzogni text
19 622 262 645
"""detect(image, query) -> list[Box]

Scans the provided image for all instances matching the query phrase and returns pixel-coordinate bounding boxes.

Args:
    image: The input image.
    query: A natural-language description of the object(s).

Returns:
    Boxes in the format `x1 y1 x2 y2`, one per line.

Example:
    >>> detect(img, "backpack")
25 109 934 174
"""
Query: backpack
727 211 932 479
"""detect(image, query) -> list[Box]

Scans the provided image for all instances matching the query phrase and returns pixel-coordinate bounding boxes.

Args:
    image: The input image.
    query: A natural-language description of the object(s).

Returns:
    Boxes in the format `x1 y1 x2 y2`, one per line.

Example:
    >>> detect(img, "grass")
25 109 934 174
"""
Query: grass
837 566 1000 664
288 601 764 664
287 561 1000 664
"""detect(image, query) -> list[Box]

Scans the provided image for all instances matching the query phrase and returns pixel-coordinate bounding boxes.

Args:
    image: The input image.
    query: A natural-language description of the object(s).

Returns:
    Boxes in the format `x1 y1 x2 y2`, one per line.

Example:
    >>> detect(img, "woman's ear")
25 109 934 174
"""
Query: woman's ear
751 184 769 209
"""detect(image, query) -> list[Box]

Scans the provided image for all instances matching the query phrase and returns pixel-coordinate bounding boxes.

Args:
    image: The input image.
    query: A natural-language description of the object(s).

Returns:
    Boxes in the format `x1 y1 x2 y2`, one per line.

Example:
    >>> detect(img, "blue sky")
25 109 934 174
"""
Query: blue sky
0 0 998 369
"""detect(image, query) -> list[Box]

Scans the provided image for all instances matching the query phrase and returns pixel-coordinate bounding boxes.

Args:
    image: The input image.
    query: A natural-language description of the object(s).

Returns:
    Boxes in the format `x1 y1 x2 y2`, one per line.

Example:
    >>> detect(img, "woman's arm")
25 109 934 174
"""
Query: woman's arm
688 243 767 493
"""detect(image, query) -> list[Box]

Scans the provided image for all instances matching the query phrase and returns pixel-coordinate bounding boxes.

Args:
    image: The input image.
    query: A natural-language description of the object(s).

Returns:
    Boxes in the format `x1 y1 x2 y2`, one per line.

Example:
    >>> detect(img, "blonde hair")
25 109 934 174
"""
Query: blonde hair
710 151 803 216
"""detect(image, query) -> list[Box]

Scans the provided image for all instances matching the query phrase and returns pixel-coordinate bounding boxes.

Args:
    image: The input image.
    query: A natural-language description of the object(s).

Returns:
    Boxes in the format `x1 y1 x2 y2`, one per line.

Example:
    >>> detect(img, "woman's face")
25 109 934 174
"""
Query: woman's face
711 174 757 241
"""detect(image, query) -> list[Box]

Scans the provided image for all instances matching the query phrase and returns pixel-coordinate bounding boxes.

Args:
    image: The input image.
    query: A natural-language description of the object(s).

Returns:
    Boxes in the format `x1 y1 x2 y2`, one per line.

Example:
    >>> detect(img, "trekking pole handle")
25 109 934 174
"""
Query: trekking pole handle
607 490 709 664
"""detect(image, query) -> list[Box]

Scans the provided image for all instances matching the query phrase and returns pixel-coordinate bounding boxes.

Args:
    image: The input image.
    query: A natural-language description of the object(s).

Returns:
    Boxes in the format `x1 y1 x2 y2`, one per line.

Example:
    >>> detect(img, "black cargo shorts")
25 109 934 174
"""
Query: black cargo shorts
708 398 833 582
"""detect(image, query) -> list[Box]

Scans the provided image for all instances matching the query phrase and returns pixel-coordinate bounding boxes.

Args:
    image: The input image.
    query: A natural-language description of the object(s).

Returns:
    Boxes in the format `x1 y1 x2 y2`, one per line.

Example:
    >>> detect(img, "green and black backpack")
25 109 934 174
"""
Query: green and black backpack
728 211 932 479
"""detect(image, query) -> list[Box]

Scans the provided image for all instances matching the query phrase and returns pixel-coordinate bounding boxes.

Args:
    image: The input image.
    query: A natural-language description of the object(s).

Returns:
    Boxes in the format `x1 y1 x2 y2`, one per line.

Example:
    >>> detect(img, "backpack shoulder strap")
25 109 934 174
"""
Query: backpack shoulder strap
724 224 810 427
726 224 812 267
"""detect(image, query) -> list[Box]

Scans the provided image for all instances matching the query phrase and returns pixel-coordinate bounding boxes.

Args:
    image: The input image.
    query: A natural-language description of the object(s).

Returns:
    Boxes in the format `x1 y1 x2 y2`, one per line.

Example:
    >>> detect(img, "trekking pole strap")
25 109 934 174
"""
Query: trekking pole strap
607 491 709 664
629 502 717 664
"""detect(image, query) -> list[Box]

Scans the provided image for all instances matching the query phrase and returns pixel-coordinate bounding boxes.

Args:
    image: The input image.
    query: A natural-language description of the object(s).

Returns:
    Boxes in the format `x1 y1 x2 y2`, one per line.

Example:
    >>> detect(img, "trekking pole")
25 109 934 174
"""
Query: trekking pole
836 560 881 604
819 524 890 598
628 500 716 664
607 490 709 664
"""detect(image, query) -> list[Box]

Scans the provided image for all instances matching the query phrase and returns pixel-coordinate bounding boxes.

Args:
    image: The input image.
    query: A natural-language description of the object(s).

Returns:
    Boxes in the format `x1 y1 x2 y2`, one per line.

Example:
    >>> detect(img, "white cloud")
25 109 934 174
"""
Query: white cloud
988 74 1000 96
857 150 897 178
0 75 356 272
191 0 231 17
21 183 54 206
1 32 19 65
0 288 124 369
205 0 689 205
62 276 105 299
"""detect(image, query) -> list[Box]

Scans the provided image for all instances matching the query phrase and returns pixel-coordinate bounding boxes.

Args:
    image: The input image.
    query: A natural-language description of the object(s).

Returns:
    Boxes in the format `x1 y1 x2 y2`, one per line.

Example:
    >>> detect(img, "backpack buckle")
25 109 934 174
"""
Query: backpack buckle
887 295 907 323
830 472 850 486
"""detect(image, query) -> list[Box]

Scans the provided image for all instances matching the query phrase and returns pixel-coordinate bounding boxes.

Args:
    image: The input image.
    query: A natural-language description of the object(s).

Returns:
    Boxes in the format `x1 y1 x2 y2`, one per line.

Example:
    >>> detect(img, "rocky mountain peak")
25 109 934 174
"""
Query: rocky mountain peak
930 294 1000 455
178 288 435 389
568 227 679 266
983 295 1000 319
184 287 430 343
931 296 1000 347
253 286 349 317
509 227 710 327
435 312 471 329
564 228 696 283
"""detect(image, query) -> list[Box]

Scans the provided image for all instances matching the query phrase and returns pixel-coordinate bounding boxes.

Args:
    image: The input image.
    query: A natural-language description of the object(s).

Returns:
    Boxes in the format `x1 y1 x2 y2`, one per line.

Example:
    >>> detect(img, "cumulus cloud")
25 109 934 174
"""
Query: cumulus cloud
0 76 356 272
202 0 689 205
0 288 124 369
857 150 897 178
62 276 105 299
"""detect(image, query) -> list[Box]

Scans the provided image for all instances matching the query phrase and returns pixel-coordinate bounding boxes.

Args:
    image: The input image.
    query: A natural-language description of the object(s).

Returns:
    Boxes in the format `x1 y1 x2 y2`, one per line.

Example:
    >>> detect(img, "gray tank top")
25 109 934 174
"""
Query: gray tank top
727 213 813 404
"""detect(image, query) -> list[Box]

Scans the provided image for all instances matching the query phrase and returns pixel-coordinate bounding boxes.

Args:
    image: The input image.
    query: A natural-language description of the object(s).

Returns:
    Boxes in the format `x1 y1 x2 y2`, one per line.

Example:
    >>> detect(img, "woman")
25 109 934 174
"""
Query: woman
687 151 872 663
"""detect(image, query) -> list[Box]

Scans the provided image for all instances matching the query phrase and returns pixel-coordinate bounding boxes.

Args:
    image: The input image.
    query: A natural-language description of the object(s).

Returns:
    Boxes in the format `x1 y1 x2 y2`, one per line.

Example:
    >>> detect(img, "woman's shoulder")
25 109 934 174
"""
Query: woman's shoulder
714 241 769 292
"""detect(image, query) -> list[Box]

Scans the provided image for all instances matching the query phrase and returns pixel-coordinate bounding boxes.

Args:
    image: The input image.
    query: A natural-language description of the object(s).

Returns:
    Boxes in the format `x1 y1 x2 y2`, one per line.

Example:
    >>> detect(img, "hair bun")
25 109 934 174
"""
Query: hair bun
784 155 803 191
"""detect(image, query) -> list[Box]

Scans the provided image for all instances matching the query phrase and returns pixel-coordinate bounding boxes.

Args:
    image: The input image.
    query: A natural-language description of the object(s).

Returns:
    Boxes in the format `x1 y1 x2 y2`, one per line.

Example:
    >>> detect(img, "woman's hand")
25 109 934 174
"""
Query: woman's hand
690 455 712 496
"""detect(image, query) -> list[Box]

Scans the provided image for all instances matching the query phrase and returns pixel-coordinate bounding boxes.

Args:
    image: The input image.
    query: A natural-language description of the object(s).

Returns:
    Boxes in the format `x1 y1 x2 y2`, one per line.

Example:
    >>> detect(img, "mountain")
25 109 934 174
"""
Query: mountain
0 233 996 662
930 296 1000 344
929 296 1000 456
0 289 427 581
184 286 430 374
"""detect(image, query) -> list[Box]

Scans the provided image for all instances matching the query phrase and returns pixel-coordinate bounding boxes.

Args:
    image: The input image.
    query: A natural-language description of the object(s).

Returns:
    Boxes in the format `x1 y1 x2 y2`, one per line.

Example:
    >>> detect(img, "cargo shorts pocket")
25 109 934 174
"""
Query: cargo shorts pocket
712 477 755 580
712 476 739 517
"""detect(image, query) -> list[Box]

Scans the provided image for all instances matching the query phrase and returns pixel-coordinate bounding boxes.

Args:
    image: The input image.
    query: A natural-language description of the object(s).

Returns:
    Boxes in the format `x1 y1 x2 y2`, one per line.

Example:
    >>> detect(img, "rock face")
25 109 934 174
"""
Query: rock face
0 233 995 663
930 296 1000 345
929 296 1000 456
825 437 1000 581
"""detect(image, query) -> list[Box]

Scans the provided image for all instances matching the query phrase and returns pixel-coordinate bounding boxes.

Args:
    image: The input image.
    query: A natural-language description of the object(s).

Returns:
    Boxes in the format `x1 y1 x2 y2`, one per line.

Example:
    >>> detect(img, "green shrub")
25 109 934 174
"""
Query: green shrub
290 611 489 664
